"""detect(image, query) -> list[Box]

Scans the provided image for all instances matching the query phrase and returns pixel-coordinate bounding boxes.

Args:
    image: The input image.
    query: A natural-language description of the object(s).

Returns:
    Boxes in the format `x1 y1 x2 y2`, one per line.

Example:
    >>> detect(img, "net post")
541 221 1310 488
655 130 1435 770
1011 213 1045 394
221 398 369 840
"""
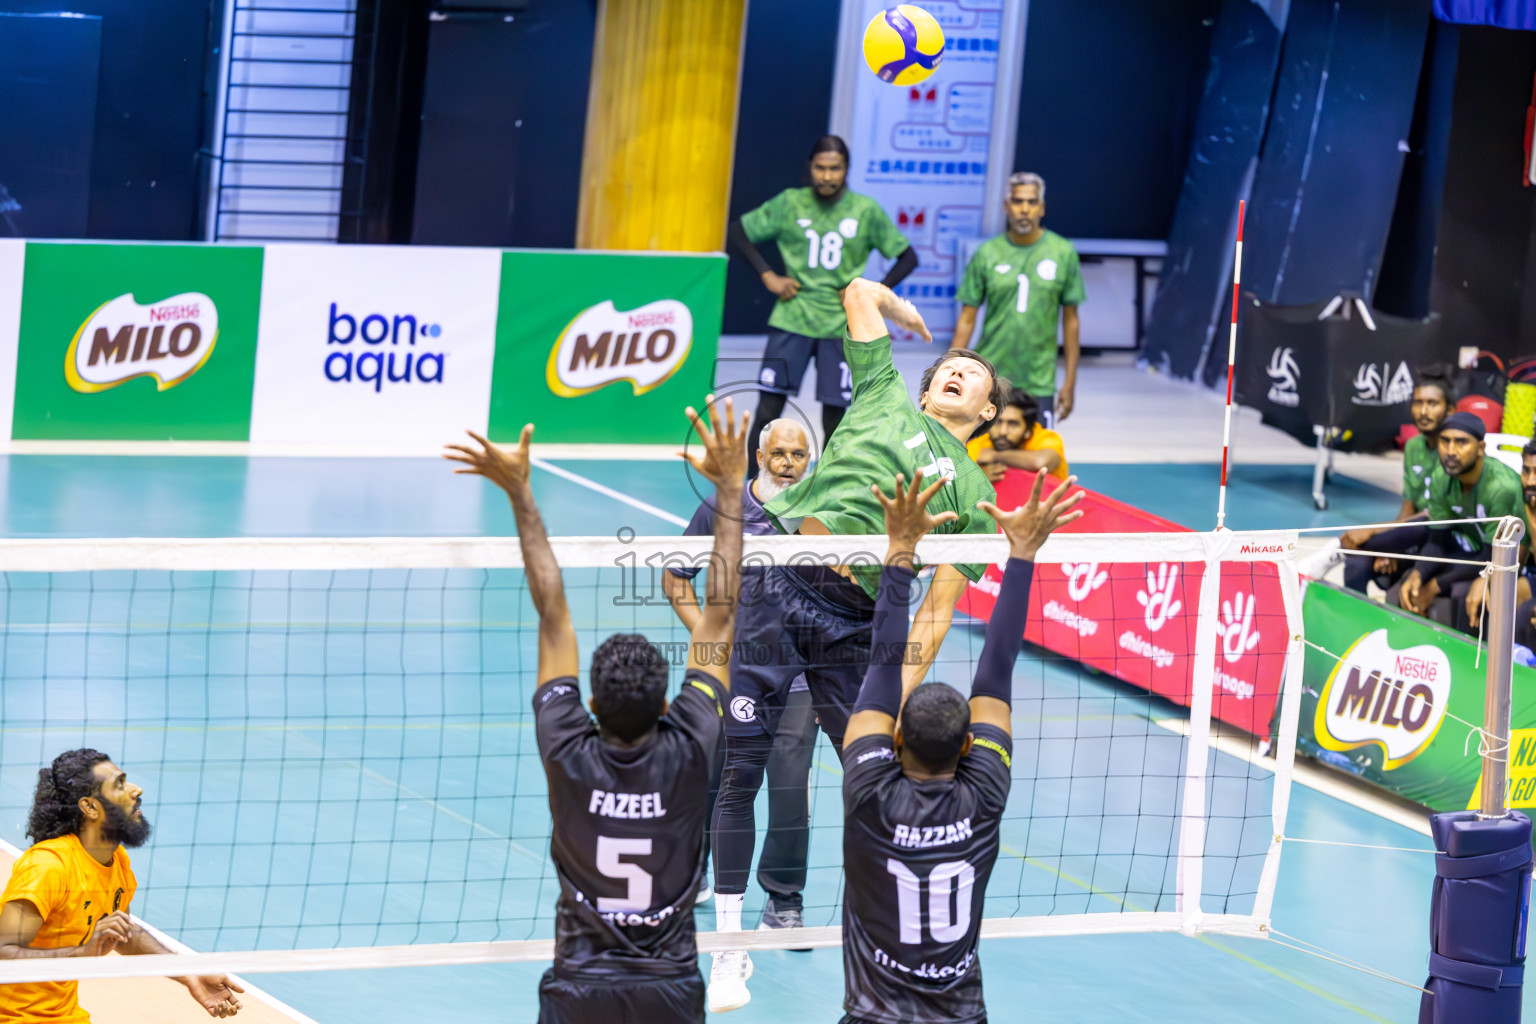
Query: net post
1251 552 1306 926
1480 515 1525 819
1177 533 1229 935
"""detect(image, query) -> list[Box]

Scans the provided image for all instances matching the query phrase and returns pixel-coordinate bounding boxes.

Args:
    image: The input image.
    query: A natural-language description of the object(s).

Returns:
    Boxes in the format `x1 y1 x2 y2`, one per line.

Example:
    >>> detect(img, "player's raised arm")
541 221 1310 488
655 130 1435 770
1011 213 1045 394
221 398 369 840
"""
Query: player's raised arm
970 473 1084 736
443 426 578 685
678 396 751 686
843 472 957 746
842 277 931 343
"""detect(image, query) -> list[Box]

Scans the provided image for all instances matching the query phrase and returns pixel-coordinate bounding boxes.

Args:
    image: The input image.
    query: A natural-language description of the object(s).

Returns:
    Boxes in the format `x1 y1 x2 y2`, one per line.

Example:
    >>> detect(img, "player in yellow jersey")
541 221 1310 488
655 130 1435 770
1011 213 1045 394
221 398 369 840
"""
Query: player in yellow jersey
0 749 244 1020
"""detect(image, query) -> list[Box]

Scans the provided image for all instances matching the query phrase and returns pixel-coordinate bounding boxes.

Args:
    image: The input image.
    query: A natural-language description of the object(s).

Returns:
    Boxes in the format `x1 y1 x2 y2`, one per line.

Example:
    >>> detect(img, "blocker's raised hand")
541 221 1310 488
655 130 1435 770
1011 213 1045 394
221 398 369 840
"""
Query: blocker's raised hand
680 394 750 490
872 471 958 557
979 471 1084 561
443 425 533 495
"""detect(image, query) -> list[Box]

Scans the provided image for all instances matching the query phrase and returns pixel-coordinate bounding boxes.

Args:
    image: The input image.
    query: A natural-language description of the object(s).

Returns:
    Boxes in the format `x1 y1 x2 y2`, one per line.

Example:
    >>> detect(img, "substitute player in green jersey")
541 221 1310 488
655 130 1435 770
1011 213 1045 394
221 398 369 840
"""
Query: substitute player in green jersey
1340 367 1452 595
954 172 1085 427
730 136 917 468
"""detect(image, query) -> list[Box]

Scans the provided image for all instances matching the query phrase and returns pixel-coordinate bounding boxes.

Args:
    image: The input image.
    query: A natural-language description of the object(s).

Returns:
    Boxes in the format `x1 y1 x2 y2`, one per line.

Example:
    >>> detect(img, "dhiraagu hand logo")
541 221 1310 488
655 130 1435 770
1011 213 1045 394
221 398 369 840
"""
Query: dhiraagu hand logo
546 299 692 398
64 292 218 393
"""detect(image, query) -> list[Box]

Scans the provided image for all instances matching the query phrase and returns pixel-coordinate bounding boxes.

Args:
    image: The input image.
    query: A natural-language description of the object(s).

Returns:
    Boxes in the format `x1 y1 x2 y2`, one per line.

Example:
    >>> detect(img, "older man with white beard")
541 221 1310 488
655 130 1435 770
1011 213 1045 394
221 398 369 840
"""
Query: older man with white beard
661 417 820 943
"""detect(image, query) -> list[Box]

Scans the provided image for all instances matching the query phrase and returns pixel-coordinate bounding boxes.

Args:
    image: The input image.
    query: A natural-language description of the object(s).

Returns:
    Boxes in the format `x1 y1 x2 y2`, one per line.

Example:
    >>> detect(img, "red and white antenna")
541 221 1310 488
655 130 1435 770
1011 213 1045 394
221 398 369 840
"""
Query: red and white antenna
1216 200 1246 531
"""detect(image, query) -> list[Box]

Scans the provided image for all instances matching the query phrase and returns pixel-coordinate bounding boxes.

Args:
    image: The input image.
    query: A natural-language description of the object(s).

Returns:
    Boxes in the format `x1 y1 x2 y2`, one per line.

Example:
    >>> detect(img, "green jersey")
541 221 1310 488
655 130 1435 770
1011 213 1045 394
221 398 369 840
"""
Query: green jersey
764 334 996 596
1402 433 1438 512
741 188 909 340
1426 455 1523 551
957 230 1086 396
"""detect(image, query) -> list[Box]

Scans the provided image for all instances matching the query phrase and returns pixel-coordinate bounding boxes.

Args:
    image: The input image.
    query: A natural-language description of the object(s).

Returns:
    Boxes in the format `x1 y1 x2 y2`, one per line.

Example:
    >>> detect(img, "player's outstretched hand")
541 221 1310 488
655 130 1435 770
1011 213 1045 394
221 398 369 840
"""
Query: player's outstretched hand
186 975 245 1018
77 910 134 957
680 394 750 491
844 278 931 343
979 472 1084 561
443 426 533 495
873 471 958 561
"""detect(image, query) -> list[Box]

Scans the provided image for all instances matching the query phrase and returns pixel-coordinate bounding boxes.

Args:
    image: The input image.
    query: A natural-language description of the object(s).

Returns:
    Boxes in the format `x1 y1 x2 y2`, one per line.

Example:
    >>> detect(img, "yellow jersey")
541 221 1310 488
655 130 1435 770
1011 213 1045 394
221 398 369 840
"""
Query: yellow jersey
0 835 137 1023
966 428 1069 480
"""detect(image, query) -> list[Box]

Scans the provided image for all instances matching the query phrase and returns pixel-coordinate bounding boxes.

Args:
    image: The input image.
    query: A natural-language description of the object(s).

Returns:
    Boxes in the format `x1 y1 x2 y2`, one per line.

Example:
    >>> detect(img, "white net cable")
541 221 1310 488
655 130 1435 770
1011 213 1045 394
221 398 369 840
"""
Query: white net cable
0 529 1303 981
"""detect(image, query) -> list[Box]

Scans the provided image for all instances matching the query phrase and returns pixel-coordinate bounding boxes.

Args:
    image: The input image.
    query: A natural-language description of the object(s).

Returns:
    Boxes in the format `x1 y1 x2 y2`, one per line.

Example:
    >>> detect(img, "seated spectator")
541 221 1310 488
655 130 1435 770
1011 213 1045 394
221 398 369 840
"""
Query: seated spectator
967 389 1069 486
1341 366 1452 595
1507 440 1536 650
1397 412 1524 631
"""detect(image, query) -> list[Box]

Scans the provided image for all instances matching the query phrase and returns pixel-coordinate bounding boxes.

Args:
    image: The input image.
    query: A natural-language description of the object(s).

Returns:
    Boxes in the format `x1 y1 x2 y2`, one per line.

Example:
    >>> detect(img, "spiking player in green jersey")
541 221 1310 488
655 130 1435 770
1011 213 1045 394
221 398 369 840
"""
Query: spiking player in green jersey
708 278 1008 1011
730 136 917 471
953 172 1085 428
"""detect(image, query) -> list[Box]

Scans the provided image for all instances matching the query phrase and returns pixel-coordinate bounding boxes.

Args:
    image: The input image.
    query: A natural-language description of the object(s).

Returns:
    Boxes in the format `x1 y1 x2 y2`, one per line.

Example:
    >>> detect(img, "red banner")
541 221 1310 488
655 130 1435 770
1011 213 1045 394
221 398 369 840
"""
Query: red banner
955 470 1288 735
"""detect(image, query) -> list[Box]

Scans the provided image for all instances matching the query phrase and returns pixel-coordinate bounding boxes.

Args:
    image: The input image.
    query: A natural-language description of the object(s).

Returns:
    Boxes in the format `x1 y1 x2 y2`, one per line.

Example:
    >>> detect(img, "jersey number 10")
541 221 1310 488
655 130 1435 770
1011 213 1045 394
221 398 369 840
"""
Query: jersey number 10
886 857 975 944
805 230 845 271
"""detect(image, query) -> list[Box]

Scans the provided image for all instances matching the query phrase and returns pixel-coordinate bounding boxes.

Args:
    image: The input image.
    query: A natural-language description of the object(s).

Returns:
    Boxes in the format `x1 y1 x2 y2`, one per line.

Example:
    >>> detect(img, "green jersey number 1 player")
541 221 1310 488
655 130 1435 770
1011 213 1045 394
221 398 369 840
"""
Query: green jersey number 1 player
840 469 1083 1024
953 172 1085 427
730 135 918 469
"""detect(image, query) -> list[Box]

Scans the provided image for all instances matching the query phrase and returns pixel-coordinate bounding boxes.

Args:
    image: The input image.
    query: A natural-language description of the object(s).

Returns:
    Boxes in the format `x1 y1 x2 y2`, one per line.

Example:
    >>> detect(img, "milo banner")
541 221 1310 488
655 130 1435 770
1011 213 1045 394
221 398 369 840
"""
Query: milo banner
956 468 1291 735
487 250 724 444
0 242 725 444
12 242 264 440
1294 581 1536 811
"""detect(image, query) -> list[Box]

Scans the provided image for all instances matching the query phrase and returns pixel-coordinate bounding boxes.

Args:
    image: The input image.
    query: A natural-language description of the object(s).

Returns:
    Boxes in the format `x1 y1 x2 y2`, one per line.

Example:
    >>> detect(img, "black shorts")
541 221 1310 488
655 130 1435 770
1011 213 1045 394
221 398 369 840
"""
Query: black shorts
1029 392 1056 430
726 565 874 744
758 330 852 408
538 968 704 1024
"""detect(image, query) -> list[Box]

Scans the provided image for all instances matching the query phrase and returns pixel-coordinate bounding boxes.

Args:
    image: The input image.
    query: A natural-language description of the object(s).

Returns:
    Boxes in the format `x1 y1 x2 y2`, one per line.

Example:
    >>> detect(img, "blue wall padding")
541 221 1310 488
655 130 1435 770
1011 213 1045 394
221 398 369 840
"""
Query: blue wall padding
1434 0 1536 30
1142 0 1285 381
1236 0 1432 343
1419 810 1531 1024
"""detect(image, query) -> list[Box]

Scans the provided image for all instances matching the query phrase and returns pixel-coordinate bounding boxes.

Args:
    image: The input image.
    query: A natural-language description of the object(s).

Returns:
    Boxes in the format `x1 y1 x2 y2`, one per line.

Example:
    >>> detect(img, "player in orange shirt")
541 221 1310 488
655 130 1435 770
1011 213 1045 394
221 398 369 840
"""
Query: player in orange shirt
0 749 244 1021
966 389 1069 483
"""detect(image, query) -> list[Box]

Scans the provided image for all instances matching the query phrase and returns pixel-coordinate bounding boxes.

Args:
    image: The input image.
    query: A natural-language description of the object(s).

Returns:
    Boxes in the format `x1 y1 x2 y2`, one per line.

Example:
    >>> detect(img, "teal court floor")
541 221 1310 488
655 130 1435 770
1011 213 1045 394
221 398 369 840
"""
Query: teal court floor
0 452 1508 1023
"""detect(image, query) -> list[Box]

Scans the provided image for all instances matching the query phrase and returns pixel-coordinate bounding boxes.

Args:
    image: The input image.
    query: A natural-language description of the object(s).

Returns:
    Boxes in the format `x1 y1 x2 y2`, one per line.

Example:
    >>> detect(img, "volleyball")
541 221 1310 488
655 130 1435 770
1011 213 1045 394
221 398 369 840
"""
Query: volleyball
862 5 945 86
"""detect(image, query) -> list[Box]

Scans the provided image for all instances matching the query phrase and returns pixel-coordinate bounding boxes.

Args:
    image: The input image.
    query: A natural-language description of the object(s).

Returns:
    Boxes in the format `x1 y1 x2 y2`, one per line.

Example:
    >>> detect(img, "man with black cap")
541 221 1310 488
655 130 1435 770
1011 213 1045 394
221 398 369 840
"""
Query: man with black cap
1399 411 1523 628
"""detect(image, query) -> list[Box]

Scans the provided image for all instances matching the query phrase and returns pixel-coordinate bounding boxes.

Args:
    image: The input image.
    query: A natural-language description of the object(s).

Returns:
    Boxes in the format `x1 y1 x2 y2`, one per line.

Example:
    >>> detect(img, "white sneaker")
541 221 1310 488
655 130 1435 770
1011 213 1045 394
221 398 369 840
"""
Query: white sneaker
1297 537 1343 580
707 950 753 1013
695 882 713 906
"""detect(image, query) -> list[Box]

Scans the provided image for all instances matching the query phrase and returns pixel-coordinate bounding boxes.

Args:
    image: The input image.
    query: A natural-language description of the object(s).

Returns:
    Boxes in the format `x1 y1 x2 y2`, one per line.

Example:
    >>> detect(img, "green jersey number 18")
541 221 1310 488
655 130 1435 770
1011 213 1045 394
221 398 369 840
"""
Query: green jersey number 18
805 229 845 270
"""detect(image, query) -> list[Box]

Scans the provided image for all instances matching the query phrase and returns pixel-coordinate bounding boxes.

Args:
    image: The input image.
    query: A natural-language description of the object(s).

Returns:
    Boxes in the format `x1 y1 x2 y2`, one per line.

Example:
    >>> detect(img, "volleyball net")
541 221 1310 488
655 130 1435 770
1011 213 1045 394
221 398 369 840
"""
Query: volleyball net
0 528 1307 982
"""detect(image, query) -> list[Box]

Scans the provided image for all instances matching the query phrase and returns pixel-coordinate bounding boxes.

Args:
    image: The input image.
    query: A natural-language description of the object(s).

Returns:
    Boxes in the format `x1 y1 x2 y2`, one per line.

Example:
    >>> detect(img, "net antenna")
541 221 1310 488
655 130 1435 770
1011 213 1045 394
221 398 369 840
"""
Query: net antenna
1216 199 1247 531
1480 515 1526 818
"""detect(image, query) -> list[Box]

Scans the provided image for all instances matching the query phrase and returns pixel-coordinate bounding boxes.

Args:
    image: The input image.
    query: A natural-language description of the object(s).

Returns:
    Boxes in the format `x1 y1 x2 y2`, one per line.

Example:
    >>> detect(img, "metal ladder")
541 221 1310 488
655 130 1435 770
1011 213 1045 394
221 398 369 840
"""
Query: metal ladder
205 0 357 242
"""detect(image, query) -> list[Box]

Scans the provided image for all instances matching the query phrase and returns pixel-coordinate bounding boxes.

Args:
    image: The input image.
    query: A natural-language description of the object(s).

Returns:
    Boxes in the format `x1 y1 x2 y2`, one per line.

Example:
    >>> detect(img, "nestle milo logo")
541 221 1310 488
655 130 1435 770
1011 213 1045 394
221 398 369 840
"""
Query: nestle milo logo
1315 628 1450 769
546 299 691 398
65 292 217 393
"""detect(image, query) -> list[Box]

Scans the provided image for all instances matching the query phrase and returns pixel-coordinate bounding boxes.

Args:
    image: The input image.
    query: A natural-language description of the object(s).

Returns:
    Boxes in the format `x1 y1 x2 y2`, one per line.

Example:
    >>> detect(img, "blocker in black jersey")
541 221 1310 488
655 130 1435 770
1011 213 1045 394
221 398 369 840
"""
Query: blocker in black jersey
534 669 724 981
839 724 1012 1024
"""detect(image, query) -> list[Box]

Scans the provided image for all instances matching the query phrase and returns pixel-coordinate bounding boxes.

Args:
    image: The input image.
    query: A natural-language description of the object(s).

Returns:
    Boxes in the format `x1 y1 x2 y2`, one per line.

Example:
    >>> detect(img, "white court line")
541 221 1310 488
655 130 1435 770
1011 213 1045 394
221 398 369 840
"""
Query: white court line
0 837 323 1024
528 456 690 528
1152 718 1432 837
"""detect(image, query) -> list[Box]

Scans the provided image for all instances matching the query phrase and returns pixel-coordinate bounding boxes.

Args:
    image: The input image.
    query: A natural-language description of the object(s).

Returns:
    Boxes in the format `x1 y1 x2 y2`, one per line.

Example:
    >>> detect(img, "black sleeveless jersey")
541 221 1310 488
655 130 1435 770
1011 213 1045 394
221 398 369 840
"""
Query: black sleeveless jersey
839 724 1013 1023
533 669 723 979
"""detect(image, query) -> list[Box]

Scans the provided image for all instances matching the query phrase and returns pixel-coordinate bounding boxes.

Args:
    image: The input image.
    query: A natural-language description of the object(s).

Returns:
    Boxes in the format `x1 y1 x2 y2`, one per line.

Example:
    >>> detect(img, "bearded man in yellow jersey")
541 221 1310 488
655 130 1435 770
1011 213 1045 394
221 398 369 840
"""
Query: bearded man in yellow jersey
0 748 243 1020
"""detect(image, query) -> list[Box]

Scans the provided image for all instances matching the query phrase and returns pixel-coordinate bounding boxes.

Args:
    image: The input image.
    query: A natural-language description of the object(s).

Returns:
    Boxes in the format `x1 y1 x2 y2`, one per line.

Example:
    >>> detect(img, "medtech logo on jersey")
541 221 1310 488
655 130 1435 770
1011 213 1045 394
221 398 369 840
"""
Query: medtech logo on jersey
1315 628 1450 769
65 292 218 393
546 299 693 398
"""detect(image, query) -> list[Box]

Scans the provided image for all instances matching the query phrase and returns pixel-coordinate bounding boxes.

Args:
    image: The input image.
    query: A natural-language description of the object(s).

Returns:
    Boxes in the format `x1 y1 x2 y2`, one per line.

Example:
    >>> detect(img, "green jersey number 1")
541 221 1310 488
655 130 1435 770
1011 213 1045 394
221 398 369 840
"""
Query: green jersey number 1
1016 274 1030 313
805 229 845 270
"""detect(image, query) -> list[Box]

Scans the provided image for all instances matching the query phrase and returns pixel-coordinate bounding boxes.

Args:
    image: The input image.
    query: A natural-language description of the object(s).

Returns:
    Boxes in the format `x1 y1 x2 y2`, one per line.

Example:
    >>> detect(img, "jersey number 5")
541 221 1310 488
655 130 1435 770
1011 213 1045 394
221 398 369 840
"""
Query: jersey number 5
805 229 845 271
886 858 974 944
596 836 653 912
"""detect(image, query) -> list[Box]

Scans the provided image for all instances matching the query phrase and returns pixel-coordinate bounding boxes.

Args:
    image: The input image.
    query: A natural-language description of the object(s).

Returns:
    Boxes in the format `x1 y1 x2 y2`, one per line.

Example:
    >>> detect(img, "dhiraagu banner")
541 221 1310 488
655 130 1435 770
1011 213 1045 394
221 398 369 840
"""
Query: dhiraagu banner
1292 581 1536 811
487 251 724 444
12 242 263 440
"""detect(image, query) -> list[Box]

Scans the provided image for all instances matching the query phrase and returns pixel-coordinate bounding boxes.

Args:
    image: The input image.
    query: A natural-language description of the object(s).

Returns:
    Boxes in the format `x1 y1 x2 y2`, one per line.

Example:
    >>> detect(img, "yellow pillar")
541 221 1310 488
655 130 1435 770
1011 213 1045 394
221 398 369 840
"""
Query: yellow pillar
577 0 747 252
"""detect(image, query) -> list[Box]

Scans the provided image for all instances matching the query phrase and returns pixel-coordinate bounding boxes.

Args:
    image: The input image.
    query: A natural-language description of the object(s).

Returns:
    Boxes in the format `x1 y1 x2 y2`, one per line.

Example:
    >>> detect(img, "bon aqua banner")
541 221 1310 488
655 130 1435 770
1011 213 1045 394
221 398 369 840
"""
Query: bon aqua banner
1292 580 1536 812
